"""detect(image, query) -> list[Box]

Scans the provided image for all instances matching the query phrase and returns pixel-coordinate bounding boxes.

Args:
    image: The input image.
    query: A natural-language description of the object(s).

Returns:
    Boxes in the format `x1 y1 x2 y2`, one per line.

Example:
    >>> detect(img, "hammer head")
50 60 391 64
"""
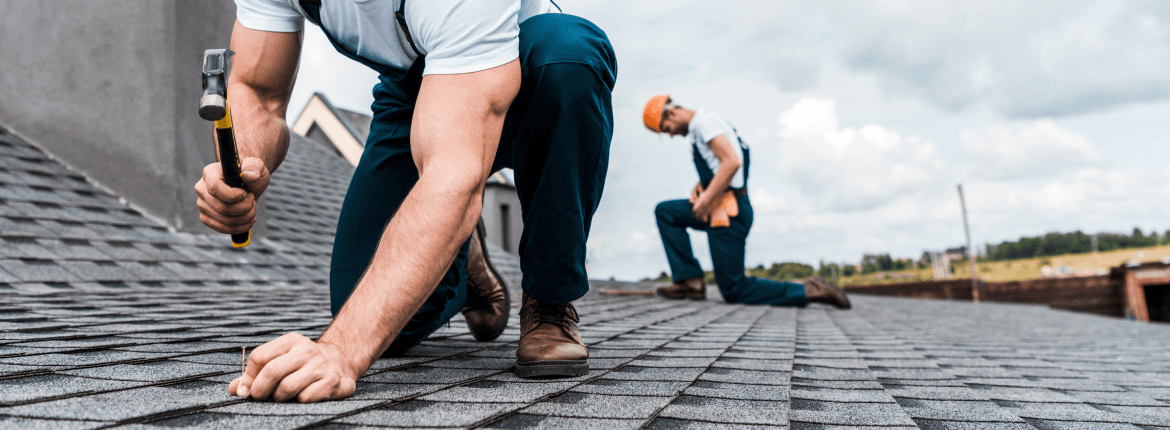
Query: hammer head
199 49 233 121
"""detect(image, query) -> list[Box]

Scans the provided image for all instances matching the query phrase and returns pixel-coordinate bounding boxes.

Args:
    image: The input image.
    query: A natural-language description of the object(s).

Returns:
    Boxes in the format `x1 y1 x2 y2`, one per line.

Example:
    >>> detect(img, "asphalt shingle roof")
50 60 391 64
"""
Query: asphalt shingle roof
264 132 353 250
3 125 1170 428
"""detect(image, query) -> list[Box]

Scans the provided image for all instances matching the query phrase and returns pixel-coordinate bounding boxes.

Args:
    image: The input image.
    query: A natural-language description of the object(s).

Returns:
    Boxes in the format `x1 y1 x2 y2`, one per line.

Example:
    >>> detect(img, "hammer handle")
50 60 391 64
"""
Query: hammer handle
214 104 252 248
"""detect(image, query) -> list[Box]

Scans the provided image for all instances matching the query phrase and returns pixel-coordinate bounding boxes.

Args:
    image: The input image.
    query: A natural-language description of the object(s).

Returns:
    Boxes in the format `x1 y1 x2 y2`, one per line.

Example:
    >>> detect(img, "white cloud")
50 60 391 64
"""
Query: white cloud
285 0 1170 280
961 120 1103 180
745 186 789 214
961 165 1170 244
775 98 945 211
828 0 1170 117
762 48 821 91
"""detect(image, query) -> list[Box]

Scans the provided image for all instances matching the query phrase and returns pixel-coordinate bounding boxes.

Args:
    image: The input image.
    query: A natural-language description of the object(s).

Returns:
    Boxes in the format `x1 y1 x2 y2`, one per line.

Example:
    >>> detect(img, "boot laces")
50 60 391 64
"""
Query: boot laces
529 301 579 329
467 276 488 296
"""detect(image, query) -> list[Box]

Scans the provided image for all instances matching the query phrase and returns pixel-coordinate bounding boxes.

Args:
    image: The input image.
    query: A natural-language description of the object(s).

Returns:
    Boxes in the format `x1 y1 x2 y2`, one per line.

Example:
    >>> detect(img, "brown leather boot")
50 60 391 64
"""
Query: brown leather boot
804 276 851 309
462 219 510 341
656 277 706 300
514 293 588 378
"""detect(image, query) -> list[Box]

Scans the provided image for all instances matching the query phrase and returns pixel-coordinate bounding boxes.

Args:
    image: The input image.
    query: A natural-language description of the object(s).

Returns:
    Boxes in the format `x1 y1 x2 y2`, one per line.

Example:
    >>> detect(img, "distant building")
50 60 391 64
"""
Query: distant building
930 251 952 280
291 93 369 166
481 172 522 255
290 93 522 256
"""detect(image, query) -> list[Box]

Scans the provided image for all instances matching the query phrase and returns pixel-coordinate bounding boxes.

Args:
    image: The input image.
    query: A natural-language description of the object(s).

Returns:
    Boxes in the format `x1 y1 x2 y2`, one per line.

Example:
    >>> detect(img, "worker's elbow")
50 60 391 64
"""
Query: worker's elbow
228 82 290 119
424 165 487 202
487 61 522 117
487 90 516 119
449 171 486 222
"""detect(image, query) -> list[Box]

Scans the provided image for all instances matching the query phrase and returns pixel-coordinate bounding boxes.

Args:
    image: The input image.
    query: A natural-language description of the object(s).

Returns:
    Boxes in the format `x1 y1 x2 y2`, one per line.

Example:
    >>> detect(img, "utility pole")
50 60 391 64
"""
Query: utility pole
957 184 979 302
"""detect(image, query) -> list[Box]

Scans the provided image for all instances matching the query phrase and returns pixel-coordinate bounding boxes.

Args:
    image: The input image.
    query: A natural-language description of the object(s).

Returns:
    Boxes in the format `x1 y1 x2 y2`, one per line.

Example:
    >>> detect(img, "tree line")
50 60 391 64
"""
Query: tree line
984 228 1163 261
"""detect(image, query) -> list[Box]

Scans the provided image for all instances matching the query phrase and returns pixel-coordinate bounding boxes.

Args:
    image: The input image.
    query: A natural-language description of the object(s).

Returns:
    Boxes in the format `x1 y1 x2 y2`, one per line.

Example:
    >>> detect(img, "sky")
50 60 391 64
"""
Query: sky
286 0 1170 281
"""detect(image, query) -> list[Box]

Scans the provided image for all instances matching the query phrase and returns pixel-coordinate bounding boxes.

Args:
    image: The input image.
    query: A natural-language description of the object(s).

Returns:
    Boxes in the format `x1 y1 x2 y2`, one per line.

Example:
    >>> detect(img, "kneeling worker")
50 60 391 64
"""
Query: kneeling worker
195 0 617 403
642 95 850 309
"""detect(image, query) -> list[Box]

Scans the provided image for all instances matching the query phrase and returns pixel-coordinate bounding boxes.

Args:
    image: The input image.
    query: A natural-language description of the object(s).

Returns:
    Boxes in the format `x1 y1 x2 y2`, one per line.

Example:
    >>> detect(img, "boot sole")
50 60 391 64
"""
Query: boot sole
656 292 705 300
468 218 511 341
513 360 589 378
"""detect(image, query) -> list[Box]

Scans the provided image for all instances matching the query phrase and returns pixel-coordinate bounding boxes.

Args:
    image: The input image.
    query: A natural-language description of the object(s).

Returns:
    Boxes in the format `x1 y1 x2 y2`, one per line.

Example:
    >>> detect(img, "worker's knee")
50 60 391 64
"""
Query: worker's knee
516 63 614 158
654 201 673 221
714 271 745 292
655 199 689 224
529 62 612 107
519 14 617 90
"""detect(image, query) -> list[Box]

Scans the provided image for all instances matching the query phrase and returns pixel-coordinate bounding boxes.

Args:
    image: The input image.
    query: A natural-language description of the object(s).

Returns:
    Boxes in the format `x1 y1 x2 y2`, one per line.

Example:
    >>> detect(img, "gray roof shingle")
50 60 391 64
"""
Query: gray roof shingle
3 125 1170 428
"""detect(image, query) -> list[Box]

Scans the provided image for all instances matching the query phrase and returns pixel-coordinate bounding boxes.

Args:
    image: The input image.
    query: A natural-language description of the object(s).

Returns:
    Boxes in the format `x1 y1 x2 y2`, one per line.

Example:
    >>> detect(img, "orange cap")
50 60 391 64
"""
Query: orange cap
643 94 670 133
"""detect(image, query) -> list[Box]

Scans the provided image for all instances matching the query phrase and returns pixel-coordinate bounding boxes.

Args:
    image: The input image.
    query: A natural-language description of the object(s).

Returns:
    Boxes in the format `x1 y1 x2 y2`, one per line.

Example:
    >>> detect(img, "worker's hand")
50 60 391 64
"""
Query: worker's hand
194 157 270 234
689 182 703 204
692 194 714 223
229 332 358 403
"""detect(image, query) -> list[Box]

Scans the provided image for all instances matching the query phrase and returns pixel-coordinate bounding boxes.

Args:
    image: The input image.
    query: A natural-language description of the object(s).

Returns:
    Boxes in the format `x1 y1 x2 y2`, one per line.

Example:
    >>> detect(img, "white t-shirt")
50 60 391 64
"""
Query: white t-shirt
688 109 746 189
234 0 559 76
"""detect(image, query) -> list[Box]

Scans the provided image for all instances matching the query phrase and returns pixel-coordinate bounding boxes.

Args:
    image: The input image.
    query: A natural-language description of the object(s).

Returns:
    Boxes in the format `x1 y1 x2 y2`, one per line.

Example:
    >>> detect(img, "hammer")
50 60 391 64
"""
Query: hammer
199 48 251 248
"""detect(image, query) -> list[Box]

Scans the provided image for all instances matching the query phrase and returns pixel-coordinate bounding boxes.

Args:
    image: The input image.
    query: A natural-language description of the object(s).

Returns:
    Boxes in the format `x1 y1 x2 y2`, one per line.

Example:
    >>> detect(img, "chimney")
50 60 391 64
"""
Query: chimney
0 0 252 235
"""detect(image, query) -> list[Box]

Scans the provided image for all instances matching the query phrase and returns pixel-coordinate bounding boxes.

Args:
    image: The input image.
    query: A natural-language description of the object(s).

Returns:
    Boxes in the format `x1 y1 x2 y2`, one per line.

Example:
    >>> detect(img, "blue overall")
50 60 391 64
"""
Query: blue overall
302 4 617 355
654 133 806 306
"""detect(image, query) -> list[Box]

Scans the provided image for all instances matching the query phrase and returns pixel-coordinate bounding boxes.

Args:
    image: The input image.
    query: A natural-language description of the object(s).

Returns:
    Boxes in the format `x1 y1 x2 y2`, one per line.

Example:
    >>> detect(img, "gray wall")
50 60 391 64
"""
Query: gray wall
0 0 244 234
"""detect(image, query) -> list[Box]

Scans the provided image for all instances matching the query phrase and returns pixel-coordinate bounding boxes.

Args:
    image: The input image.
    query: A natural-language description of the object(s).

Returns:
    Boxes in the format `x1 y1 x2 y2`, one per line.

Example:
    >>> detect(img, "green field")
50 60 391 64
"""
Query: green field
835 244 1170 286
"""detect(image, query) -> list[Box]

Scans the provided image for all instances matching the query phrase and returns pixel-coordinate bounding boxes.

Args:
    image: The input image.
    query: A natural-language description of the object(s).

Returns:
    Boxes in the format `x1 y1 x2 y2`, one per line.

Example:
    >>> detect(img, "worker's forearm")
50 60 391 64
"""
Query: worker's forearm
218 82 290 175
705 163 739 197
218 21 299 176
316 171 484 378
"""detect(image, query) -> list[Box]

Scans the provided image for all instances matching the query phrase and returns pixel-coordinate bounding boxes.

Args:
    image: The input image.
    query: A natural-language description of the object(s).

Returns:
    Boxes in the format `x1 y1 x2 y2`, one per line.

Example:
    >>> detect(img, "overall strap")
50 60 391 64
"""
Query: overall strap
298 0 423 58
731 127 750 188
692 143 715 189
692 130 750 192
299 0 321 25
395 0 423 57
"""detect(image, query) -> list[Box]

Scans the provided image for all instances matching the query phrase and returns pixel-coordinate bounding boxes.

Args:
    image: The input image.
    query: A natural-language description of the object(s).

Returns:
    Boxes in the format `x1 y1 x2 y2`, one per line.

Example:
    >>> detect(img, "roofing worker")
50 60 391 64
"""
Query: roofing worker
642 95 850 309
194 0 616 402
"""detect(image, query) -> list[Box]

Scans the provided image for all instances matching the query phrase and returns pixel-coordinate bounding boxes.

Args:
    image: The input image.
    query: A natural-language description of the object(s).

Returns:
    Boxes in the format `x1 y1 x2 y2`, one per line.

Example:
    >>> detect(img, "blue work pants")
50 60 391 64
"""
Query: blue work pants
329 14 617 355
654 196 807 306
